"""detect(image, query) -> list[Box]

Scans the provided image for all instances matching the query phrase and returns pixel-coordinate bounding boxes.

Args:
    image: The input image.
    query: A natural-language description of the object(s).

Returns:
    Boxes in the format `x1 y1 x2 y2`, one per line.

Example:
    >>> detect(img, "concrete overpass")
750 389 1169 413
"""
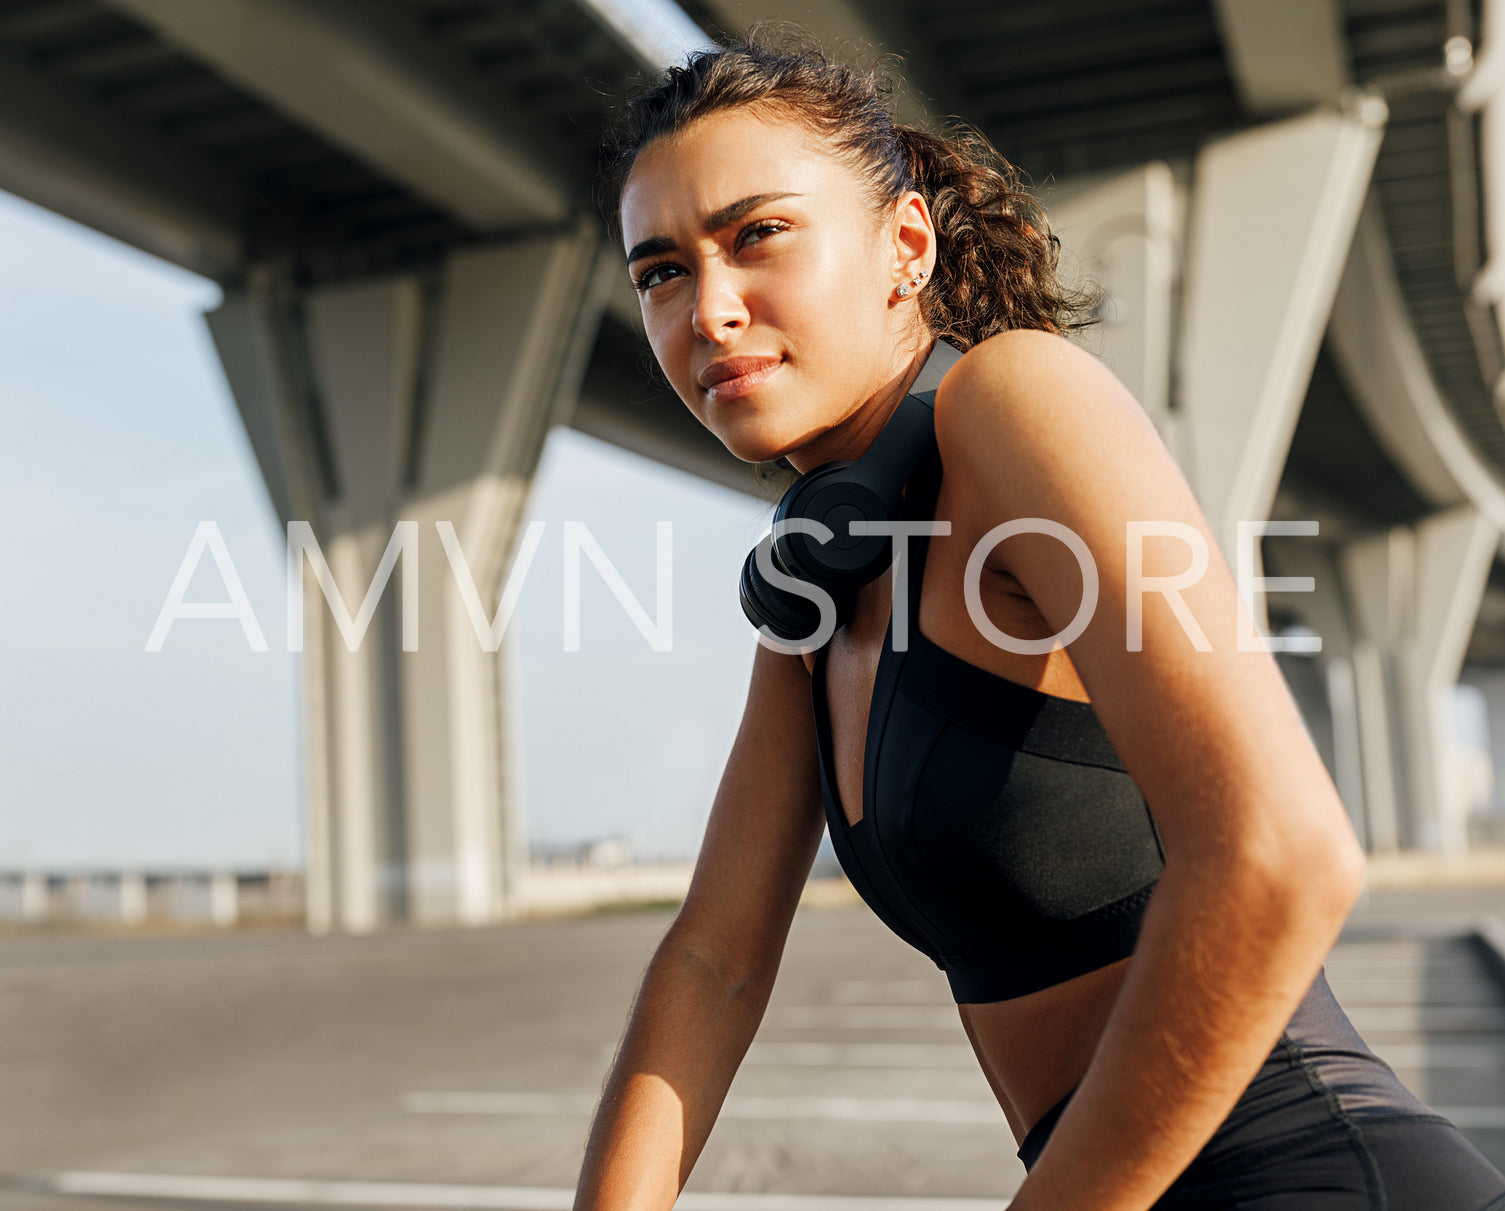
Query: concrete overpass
4 0 1505 930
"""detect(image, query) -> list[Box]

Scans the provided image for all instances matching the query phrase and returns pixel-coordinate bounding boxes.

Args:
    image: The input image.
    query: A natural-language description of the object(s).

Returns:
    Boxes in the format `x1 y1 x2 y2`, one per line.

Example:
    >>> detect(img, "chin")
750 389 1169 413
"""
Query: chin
721 437 792 466
698 412 794 466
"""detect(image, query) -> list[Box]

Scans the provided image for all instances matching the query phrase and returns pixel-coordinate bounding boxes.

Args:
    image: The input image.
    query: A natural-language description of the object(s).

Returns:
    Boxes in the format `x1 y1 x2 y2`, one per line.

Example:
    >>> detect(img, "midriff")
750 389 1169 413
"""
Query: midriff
799 488 1133 1145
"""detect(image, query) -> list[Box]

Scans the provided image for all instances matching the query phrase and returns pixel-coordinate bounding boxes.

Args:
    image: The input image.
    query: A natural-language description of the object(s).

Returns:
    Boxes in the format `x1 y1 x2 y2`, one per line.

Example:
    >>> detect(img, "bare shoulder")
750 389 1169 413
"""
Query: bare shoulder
934 329 1161 474
930 328 1174 552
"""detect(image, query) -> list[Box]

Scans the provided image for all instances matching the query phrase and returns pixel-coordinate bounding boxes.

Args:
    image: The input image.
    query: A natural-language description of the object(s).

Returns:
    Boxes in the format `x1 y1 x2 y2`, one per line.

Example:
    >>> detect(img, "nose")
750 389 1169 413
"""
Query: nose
691 261 749 343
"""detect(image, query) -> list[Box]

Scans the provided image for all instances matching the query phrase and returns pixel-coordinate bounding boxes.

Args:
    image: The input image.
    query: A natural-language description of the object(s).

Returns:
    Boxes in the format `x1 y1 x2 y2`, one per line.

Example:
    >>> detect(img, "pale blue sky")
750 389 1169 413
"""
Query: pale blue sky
0 187 780 868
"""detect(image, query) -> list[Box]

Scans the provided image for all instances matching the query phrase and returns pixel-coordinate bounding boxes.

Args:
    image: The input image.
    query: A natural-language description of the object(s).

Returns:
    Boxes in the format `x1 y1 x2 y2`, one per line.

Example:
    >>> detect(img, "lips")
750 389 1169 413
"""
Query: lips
699 355 783 390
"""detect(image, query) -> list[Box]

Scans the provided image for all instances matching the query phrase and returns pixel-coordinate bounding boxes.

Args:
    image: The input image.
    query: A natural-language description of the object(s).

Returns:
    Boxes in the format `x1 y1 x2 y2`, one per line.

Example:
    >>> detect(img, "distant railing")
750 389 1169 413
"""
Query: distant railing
0 869 303 928
0 856 858 929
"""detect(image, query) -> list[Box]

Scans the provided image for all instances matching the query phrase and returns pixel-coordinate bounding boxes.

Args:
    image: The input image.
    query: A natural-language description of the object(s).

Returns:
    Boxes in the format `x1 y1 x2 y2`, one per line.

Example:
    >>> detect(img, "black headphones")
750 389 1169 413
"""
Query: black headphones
739 337 965 647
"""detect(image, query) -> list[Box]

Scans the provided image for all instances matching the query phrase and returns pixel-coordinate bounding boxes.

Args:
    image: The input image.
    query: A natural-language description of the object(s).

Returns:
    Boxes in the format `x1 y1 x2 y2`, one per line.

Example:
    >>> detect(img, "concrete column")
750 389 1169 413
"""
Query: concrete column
22 872 47 922
1047 162 1182 454
1261 536 1367 842
1339 529 1408 854
1338 512 1501 855
210 872 239 927
120 872 147 924
1393 506 1501 854
1465 667 1505 812
1325 655 1367 847
205 216 610 931
1177 99 1385 582
302 277 421 932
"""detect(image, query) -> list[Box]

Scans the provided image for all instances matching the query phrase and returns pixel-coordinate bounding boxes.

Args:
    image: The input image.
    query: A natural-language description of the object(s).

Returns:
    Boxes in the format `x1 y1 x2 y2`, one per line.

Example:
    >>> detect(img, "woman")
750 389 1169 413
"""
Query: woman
575 26 1505 1211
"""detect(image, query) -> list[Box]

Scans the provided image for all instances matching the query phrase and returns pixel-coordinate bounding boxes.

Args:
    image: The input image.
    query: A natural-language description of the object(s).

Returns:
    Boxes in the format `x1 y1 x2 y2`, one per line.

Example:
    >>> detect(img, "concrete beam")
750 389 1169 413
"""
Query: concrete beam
691 0 965 128
1330 196 1505 523
1211 0 1349 116
0 40 243 279
103 0 576 230
574 0 717 69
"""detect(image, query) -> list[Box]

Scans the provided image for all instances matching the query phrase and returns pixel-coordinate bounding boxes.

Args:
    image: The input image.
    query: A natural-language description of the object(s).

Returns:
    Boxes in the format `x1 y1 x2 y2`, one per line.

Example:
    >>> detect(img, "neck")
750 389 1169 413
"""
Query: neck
785 333 938 476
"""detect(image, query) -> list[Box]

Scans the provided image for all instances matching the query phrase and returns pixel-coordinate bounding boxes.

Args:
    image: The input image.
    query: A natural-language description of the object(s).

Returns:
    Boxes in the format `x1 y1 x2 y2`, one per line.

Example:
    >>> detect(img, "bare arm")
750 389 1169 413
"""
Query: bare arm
573 640 826 1210
934 330 1367 1211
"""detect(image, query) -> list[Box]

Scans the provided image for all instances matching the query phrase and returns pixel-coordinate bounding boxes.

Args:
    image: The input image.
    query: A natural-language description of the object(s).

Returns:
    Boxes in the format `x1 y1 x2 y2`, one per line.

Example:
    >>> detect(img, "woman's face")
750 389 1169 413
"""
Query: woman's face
618 105 933 470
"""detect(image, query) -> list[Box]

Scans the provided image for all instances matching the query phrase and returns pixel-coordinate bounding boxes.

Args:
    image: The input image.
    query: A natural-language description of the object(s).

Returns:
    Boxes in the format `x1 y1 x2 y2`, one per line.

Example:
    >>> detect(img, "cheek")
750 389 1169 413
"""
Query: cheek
644 325 706 413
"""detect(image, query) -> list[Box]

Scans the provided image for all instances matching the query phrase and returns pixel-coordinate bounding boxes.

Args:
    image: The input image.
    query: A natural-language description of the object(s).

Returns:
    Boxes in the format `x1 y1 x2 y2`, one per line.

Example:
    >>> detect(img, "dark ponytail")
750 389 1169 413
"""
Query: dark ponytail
894 123 1098 348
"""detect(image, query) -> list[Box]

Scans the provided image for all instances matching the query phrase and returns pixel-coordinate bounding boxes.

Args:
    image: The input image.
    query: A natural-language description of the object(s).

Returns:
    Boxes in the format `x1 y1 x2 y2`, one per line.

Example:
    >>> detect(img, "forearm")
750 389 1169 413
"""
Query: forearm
574 932 773 1211
1007 844 1363 1211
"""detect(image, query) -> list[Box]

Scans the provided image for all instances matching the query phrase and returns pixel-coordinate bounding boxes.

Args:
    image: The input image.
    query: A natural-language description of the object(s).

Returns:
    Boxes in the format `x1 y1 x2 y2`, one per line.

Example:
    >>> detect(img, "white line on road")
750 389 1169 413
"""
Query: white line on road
403 1091 1003 1124
43 1172 1011 1211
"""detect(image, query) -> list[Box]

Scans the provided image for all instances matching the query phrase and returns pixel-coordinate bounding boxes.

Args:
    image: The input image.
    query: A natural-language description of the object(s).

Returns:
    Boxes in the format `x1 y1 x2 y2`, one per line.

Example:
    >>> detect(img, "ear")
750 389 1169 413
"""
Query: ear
888 190 937 286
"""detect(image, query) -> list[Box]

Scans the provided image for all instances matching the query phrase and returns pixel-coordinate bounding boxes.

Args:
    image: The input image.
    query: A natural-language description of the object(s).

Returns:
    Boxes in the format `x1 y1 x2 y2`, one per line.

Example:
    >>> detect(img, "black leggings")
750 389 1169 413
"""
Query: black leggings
1016 969 1505 1209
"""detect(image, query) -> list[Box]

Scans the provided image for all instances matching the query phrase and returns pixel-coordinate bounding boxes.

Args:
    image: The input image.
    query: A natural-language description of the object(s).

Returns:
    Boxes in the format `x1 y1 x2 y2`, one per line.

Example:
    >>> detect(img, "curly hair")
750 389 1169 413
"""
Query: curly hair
594 22 1099 487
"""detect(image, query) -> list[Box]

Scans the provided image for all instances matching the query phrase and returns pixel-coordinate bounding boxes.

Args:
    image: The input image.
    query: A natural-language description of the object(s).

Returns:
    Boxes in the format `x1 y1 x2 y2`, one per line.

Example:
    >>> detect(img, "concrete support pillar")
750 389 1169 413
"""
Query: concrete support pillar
1177 100 1385 584
1047 163 1182 453
1261 537 1367 843
1337 510 1500 855
205 216 610 932
1395 506 1501 854
21 872 47 922
1340 528 1410 854
209 871 240 927
120 872 147 924
1465 667 1505 812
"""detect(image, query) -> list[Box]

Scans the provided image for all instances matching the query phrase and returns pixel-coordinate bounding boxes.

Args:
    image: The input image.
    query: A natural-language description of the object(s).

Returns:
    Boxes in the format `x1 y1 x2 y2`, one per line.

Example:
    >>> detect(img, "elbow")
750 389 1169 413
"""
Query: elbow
1164 810 1367 923
1282 795 1368 914
1303 832 1368 918
1237 821 1367 922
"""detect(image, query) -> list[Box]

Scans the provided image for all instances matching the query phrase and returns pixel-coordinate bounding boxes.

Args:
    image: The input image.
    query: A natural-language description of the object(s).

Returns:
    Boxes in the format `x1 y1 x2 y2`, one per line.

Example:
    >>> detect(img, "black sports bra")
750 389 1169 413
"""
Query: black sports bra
812 440 1166 1005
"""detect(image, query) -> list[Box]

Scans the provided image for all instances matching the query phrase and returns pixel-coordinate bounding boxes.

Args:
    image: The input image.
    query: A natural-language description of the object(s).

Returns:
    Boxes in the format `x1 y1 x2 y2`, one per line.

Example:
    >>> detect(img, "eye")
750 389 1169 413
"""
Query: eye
632 260 676 293
741 219 790 246
631 220 792 294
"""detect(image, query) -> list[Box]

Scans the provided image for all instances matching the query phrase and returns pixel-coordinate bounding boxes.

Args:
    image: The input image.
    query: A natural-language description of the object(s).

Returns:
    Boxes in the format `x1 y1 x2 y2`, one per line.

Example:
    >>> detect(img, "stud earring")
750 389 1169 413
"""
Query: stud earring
894 268 929 300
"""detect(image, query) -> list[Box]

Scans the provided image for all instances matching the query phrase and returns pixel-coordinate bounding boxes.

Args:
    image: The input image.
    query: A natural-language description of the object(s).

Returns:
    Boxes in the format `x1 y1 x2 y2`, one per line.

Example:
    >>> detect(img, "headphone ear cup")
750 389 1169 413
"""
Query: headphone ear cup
739 544 849 644
773 463 891 589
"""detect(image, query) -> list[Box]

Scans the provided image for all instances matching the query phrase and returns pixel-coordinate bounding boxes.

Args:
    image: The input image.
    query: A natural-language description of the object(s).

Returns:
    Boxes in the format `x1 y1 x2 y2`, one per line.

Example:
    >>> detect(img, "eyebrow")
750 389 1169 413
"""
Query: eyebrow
625 192 804 266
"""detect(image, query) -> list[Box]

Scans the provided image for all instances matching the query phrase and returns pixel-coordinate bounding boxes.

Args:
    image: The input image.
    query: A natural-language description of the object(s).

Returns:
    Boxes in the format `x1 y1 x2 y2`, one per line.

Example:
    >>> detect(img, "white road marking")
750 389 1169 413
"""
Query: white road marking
44 1172 1011 1210
403 1091 1003 1124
